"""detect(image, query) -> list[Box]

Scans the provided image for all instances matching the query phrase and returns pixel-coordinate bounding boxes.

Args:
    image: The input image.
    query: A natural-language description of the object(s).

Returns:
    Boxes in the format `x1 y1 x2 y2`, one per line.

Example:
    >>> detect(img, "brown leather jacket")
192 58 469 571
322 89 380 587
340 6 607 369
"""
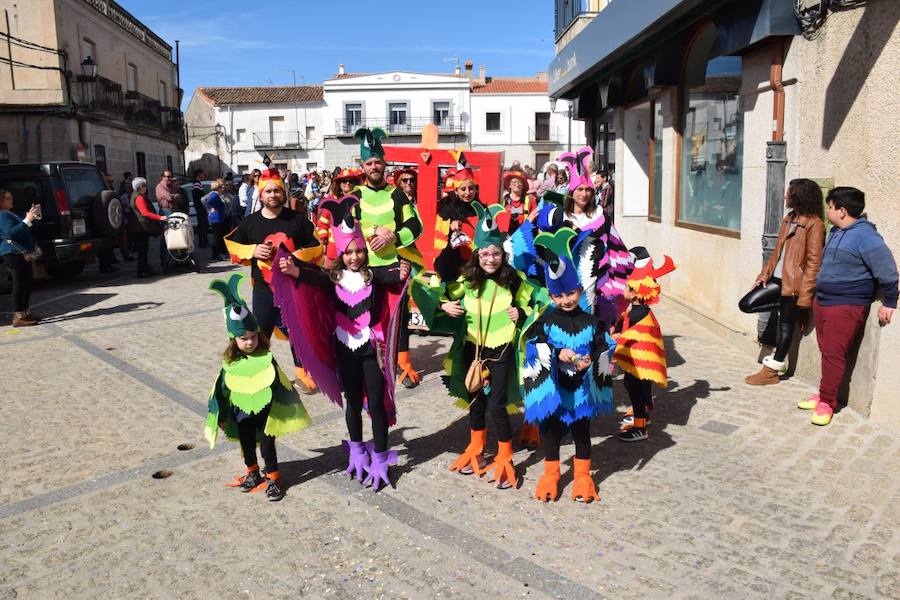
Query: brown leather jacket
758 211 825 307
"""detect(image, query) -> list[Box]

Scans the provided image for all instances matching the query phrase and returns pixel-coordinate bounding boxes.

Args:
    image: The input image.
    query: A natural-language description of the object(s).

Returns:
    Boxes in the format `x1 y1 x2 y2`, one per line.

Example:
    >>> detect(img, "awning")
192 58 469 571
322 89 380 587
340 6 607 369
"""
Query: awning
549 0 799 99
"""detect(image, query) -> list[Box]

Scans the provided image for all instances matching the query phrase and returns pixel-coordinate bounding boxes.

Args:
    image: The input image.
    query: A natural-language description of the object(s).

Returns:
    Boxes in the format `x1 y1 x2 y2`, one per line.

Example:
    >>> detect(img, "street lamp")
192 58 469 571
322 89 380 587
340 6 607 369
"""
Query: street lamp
549 97 573 152
80 56 98 80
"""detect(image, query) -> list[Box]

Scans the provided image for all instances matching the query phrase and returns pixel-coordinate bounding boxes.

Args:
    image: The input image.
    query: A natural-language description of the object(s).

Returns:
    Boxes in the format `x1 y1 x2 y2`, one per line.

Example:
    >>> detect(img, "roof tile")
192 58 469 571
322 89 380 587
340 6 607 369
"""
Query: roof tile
198 86 324 105
471 80 548 94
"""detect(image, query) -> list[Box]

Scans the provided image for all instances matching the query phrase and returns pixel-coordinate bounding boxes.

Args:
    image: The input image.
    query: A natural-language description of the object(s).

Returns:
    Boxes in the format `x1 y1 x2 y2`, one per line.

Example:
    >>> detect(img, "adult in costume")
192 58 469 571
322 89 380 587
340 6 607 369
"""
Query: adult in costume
224 167 321 393
271 196 409 491
433 163 479 283
205 273 312 501
613 246 677 442
521 228 615 502
354 128 424 388
501 168 536 233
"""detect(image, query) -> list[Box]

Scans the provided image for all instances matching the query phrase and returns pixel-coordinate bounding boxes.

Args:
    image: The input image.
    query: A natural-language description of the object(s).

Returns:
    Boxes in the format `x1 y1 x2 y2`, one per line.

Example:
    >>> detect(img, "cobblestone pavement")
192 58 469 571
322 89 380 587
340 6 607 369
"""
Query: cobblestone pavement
1 260 899 599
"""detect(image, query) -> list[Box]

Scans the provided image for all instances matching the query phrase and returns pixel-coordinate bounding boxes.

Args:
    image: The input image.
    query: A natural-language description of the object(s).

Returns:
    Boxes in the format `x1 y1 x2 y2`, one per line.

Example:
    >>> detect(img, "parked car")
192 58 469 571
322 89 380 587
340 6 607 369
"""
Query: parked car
0 162 123 278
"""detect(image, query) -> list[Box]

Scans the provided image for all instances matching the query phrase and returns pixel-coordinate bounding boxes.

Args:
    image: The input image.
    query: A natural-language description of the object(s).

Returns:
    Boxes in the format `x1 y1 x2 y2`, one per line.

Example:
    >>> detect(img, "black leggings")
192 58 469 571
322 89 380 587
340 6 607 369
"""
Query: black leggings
398 299 411 353
465 343 513 442
624 373 653 419
541 416 591 461
252 283 301 367
771 296 799 362
2 254 32 312
337 345 389 453
237 404 277 472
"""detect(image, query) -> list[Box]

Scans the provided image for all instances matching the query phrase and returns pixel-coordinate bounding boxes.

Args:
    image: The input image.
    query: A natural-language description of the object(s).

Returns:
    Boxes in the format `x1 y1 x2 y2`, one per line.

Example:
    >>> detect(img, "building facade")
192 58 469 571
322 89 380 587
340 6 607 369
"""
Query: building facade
183 86 325 177
549 0 900 427
184 64 588 175
0 0 184 178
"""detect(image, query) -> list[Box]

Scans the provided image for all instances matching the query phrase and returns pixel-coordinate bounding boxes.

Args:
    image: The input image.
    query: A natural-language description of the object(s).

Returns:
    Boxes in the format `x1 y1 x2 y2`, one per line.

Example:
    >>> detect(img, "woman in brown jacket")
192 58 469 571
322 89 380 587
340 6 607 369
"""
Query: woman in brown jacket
745 178 826 385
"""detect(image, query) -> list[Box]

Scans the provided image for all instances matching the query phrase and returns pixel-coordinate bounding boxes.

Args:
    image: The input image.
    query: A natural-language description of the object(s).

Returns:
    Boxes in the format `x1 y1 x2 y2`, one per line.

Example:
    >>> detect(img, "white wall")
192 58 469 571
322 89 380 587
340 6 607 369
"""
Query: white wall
470 93 584 146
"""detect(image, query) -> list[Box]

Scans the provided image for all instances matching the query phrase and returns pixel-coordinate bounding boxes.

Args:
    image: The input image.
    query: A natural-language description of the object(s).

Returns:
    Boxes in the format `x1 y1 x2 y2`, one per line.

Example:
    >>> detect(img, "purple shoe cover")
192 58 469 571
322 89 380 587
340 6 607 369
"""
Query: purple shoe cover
342 440 369 482
363 446 398 492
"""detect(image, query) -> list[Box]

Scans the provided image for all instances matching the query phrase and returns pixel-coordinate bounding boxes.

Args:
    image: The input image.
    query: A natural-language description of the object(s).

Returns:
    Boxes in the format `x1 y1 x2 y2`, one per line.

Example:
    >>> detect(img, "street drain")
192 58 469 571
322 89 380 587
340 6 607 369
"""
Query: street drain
152 470 173 479
177 443 195 451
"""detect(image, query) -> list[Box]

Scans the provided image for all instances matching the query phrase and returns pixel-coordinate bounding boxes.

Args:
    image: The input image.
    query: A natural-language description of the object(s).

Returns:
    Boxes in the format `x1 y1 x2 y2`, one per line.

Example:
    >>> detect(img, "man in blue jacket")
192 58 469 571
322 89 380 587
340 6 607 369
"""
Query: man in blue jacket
801 187 897 426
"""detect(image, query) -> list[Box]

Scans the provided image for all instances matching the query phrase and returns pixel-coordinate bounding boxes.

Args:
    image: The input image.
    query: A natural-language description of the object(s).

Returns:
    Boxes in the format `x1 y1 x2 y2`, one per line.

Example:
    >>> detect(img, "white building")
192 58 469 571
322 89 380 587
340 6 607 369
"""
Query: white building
470 78 584 171
183 86 325 176
184 64 587 175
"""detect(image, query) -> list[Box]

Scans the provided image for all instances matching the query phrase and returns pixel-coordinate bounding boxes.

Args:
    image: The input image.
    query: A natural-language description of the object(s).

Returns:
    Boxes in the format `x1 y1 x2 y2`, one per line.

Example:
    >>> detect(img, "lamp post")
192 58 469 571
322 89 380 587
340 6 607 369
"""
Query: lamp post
549 97 573 152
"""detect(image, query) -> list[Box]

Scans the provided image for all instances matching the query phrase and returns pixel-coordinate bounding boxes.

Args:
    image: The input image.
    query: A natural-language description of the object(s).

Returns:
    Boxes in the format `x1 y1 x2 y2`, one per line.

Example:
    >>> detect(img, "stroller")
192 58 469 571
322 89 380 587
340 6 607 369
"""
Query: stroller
163 212 201 272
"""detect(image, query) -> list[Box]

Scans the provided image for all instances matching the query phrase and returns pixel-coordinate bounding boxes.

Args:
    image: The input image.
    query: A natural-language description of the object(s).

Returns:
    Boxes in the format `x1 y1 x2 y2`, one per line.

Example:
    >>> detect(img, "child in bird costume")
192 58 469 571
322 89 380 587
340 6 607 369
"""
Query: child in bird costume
522 228 615 503
205 273 312 502
414 202 536 489
271 196 410 491
613 246 677 442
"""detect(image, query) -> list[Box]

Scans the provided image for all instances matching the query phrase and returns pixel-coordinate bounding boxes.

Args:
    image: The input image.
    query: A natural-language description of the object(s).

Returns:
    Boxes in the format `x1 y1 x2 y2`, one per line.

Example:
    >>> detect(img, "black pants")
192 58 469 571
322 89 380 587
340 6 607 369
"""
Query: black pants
465 342 513 442
760 294 799 363
133 232 152 274
252 283 301 367
398 298 411 353
337 344 389 453
540 416 591 461
2 254 32 312
624 372 653 419
210 222 228 258
236 404 277 472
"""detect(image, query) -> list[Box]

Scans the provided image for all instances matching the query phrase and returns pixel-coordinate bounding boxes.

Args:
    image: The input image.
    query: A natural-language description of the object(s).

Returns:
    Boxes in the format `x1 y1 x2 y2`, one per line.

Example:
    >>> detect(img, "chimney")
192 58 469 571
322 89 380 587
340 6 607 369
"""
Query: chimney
464 60 473 79
536 71 548 82
478 65 486 84
338 63 345 75
454 64 461 75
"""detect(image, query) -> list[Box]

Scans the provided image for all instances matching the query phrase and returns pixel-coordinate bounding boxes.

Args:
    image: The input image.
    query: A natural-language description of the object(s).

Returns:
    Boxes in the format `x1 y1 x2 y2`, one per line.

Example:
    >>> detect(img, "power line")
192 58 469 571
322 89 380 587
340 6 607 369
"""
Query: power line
0 55 64 71
0 31 65 55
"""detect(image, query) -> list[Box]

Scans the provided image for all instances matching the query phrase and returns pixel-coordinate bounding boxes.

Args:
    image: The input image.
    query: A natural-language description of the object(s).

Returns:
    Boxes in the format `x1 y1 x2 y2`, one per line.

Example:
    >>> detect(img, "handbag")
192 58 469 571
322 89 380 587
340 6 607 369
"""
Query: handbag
464 283 498 393
4 237 41 262
739 279 782 313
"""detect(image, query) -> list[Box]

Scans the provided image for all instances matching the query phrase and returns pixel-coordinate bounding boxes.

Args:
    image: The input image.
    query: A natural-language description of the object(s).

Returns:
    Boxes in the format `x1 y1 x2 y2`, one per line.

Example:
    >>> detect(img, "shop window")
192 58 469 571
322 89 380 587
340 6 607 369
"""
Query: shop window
679 24 743 233
649 100 663 219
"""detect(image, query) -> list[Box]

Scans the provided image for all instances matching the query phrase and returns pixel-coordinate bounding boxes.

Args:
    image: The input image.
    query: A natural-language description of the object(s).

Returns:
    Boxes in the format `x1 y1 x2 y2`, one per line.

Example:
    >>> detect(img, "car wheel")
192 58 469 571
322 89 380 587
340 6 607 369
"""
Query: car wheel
45 260 86 279
93 191 124 236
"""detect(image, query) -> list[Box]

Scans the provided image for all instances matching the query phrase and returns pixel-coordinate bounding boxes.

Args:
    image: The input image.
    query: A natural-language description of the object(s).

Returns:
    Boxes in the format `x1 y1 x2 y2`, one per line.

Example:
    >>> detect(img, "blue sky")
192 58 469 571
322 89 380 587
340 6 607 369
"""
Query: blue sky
120 0 556 109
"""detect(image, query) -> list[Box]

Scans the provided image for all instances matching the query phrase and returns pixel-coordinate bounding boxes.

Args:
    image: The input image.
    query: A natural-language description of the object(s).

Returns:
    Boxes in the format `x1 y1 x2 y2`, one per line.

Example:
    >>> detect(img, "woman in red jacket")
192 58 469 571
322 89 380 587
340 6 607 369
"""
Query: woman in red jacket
128 177 167 278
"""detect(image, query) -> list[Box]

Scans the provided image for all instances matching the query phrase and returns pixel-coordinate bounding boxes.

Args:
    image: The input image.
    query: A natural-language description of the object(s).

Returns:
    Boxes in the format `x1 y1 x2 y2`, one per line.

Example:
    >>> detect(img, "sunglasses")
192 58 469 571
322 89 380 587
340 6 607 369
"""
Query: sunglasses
399 178 415 184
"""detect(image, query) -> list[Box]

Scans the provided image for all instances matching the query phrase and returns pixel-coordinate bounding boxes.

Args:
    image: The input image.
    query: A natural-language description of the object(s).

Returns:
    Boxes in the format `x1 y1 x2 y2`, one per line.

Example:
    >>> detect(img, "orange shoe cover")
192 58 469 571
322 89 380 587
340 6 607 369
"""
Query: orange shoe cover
294 366 318 393
534 460 560 502
396 351 421 387
449 429 486 473
225 465 259 487
517 422 541 449
571 458 599 503
477 440 517 489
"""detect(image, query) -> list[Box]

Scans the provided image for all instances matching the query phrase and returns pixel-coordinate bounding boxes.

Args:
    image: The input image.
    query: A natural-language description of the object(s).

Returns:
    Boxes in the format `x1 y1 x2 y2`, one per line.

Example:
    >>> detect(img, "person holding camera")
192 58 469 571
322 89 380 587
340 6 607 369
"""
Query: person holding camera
0 188 41 326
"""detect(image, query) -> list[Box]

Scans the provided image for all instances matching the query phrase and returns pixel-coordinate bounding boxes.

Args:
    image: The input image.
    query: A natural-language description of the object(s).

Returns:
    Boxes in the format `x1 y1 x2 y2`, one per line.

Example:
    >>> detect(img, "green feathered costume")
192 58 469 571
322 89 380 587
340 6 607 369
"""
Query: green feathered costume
204 273 311 449
411 202 542 413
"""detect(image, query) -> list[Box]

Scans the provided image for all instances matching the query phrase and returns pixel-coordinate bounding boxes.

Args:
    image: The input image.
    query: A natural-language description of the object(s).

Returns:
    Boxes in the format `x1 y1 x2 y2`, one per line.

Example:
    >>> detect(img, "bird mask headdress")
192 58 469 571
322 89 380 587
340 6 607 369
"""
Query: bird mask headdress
355 127 388 161
535 227 581 296
472 201 511 250
626 246 677 304
320 195 366 255
210 273 260 338
559 146 594 193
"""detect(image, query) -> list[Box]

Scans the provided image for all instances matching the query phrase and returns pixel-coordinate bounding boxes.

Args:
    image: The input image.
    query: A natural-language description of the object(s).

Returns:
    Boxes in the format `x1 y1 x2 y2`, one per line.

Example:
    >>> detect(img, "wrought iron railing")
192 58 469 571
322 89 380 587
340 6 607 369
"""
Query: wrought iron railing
554 0 601 40
74 76 182 140
333 116 466 136
529 126 561 143
252 131 305 149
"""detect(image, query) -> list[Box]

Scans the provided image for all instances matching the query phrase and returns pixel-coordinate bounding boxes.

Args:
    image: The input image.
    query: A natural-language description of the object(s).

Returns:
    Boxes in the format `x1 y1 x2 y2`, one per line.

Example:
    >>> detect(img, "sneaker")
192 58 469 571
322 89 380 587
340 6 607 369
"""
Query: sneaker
265 479 285 501
797 393 820 410
620 415 652 428
238 469 264 492
618 427 648 442
811 402 833 426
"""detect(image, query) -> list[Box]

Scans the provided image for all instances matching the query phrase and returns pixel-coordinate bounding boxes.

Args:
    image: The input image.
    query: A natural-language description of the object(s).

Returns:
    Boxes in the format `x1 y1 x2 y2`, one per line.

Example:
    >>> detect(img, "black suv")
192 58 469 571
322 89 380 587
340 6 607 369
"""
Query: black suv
0 162 123 278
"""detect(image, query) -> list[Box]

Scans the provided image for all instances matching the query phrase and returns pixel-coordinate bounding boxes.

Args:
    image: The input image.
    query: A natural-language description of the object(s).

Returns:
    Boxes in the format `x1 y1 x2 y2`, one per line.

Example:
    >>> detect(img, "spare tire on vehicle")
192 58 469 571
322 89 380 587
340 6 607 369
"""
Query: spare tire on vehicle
92 190 124 236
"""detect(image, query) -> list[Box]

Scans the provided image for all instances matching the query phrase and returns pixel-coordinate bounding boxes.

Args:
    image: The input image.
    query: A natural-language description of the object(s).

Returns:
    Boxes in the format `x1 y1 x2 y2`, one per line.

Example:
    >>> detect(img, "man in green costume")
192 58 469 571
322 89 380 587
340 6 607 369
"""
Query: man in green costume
353 127 424 387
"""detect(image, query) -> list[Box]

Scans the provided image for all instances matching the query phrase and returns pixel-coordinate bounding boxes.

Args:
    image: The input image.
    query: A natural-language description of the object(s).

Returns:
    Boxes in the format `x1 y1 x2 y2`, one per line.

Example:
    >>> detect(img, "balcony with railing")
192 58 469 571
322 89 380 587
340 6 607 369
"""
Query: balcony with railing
555 0 605 46
529 126 562 144
74 76 183 141
333 116 466 136
252 131 305 150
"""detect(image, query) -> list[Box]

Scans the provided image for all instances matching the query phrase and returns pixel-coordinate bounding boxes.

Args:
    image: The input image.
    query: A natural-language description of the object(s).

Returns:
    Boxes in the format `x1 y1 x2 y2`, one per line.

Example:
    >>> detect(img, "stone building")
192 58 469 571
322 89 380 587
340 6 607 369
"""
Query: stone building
0 0 183 179
549 0 900 427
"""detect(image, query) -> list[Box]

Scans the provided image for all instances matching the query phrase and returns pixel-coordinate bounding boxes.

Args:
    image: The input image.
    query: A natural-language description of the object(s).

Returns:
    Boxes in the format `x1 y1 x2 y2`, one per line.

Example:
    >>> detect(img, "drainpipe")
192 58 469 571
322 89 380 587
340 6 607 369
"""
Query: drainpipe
762 38 787 265
758 39 788 343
